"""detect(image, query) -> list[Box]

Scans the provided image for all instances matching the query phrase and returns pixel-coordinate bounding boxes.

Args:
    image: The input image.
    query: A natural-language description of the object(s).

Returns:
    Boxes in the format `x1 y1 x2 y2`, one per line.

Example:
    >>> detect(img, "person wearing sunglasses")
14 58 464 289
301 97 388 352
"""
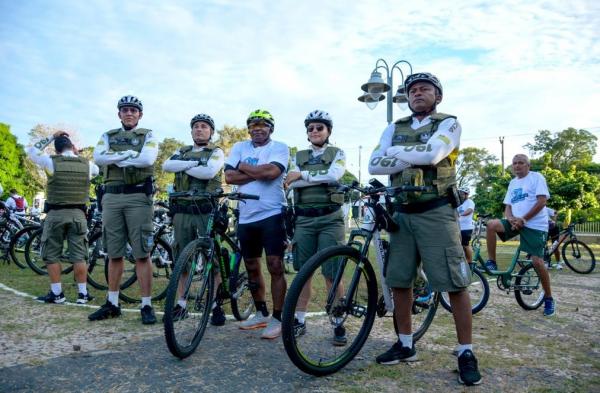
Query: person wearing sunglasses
90 95 159 325
284 110 347 345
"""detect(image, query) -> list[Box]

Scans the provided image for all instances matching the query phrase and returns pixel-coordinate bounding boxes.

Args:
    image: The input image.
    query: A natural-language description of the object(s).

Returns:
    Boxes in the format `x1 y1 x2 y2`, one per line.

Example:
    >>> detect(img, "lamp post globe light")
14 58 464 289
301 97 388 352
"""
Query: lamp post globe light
358 59 413 124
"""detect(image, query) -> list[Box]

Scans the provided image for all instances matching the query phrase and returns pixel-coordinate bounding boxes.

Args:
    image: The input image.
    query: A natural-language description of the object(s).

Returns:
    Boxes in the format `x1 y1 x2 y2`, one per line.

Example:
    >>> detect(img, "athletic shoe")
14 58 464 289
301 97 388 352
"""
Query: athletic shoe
210 306 226 326
260 318 281 339
553 262 564 270
88 301 121 321
141 305 157 325
293 318 306 337
239 313 269 330
162 304 189 322
484 260 498 271
458 349 482 386
76 292 94 304
543 297 555 316
332 326 347 346
375 342 417 364
36 291 66 304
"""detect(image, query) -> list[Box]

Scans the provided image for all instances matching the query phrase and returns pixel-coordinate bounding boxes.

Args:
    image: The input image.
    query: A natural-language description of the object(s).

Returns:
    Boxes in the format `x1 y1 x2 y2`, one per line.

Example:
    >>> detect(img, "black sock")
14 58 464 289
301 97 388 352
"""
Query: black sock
255 301 269 317
272 310 282 321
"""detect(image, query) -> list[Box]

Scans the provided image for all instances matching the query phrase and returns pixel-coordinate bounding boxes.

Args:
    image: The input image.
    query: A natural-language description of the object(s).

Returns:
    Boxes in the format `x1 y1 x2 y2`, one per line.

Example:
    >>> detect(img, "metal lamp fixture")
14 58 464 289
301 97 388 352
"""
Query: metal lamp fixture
358 91 385 110
392 85 408 111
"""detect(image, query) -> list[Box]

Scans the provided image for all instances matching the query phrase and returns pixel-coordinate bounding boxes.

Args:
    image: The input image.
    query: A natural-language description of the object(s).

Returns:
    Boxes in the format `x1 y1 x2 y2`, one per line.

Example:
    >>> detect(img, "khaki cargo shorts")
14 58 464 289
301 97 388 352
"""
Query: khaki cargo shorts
102 192 154 259
386 204 470 292
41 209 88 264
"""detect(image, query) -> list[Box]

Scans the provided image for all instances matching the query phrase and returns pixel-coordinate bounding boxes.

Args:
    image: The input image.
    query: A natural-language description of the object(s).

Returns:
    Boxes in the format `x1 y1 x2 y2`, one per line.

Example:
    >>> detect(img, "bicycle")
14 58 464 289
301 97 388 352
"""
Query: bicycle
439 214 490 314
544 220 595 274
163 189 258 359
7 214 41 269
469 215 554 310
281 180 439 376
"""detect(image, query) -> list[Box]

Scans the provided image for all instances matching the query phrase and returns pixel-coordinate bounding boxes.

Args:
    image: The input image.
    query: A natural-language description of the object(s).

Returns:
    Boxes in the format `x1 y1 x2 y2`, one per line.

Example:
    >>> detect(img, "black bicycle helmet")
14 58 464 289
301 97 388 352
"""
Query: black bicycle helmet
404 73 443 96
190 113 215 130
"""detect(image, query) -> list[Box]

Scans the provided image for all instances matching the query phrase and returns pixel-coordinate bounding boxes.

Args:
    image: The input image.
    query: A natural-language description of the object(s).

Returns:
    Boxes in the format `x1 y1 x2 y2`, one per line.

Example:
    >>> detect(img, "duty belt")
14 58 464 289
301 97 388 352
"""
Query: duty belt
393 196 451 214
45 203 87 213
105 182 152 195
295 205 340 217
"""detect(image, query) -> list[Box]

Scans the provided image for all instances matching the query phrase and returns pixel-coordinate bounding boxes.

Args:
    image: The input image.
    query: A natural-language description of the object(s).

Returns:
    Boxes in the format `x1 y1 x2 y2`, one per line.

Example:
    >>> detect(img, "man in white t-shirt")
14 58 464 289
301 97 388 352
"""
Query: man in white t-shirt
224 109 289 340
457 188 475 262
6 189 28 216
485 154 555 316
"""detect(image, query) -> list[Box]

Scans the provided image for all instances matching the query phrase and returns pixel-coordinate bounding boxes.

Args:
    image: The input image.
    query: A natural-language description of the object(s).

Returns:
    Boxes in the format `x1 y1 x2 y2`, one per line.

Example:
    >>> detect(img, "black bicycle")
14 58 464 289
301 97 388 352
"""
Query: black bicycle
163 189 258 359
544 220 595 274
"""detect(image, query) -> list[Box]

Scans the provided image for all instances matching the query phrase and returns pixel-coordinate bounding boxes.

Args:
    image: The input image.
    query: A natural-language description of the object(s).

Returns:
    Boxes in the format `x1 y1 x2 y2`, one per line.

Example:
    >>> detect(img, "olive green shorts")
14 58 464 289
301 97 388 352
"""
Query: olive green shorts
498 219 547 258
173 212 210 260
387 204 470 292
41 209 88 264
102 192 154 259
292 209 345 279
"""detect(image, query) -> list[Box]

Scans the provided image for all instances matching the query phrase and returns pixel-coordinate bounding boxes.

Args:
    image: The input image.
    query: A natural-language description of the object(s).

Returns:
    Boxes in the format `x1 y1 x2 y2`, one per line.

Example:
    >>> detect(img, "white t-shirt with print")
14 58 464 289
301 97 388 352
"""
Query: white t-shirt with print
503 171 550 232
457 199 475 230
225 139 289 224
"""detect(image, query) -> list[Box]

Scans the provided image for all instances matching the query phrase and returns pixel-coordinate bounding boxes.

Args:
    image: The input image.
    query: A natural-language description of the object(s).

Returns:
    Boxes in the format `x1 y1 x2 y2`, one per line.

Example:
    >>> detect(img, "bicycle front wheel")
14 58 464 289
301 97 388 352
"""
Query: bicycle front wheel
24 228 73 275
164 239 214 359
220 234 254 321
281 245 378 376
514 264 545 310
562 240 596 274
439 266 489 315
9 225 39 269
86 231 108 290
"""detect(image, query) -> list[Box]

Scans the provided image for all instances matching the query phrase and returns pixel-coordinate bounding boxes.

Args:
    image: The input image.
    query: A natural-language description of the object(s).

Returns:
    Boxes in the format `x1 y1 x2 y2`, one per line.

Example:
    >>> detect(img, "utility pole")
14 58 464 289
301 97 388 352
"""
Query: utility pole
499 136 505 175
358 145 362 185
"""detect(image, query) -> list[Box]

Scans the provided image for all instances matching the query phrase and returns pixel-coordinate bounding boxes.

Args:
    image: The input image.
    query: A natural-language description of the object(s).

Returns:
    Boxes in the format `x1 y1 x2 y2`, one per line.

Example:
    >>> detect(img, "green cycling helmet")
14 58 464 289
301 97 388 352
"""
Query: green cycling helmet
246 109 275 127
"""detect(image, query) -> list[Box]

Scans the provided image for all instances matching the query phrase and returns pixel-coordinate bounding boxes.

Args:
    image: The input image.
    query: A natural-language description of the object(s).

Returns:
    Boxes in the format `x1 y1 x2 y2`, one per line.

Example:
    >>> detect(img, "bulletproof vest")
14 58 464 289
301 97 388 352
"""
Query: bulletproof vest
390 113 459 203
173 144 222 194
293 146 344 207
47 155 90 205
103 128 154 185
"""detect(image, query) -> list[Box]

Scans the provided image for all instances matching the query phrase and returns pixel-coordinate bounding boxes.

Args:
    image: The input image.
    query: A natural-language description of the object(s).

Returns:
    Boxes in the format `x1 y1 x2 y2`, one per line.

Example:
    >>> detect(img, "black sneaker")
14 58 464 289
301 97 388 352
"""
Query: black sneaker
332 326 348 347
88 301 121 321
163 304 189 322
376 342 417 364
458 349 482 386
141 305 157 325
36 291 66 304
484 260 498 271
293 318 306 337
210 306 226 326
76 292 94 304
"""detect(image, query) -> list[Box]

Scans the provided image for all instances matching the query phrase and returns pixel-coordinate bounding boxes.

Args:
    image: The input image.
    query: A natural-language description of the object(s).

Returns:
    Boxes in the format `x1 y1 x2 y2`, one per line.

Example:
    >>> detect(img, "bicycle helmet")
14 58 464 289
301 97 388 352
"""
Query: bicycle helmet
117 95 143 111
404 73 443 96
190 113 215 130
246 109 275 127
459 187 470 194
304 110 333 129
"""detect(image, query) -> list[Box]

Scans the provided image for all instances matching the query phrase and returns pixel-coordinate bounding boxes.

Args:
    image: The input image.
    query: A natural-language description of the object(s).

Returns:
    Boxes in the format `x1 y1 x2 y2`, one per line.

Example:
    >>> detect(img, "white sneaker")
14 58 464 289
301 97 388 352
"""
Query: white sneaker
239 313 269 330
553 262 564 270
260 318 281 339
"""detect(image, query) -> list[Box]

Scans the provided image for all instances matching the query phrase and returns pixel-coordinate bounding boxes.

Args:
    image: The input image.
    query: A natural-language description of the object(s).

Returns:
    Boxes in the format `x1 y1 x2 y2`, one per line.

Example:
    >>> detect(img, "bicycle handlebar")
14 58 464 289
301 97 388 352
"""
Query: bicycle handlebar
336 182 433 196
169 189 260 201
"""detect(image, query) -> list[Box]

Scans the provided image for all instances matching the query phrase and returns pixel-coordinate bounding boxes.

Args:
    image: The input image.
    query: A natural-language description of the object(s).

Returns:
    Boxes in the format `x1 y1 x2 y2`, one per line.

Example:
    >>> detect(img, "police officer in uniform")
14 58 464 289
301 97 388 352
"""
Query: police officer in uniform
284 110 347 345
89 95 159 324
368 73 481 385
162 113 225 325
26 131 99 304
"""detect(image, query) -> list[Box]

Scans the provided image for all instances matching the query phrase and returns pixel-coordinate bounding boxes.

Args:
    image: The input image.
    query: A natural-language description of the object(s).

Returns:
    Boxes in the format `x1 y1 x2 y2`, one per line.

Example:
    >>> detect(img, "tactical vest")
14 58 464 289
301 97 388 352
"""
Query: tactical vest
103 128 154 185
390 113 459 203
293 146 344 207
47 155 90 205
173 144 223 196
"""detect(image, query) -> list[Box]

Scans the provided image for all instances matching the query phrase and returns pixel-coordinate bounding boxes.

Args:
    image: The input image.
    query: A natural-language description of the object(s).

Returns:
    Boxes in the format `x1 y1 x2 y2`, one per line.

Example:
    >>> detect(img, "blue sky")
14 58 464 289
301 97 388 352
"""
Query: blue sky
1 0 599 181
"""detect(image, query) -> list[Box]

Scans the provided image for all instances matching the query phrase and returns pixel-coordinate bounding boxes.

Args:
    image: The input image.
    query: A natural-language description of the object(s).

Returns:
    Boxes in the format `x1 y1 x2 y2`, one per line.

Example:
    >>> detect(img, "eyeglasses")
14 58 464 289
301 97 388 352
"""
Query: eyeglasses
307 125 325 133
119 107 139 114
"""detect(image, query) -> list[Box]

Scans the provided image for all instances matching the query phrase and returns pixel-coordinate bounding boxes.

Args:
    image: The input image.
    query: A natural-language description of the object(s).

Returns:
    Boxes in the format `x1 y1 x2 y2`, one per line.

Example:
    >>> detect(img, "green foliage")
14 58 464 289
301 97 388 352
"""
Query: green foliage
456 147 497 189
214 125 248 155
154 137 185 198
340 170 358 185
472 164 511 217
0 123 24 194
524 128 597 171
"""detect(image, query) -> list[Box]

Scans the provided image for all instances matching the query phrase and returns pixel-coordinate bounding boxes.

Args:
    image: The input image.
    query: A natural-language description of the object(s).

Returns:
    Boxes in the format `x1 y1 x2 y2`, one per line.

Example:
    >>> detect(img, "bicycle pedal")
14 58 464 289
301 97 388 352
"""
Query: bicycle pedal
350 304 367 317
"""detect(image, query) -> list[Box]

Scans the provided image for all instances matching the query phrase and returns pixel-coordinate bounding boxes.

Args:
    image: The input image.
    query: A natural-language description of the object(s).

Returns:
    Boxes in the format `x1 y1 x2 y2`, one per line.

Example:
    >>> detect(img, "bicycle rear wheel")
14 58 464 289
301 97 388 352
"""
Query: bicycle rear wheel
514 264 545 310
281 245 378 376
562 240 596 274
24 228 73 275
164 239 214 359
439 266 489 315
86 231 108 290
9 225 39 269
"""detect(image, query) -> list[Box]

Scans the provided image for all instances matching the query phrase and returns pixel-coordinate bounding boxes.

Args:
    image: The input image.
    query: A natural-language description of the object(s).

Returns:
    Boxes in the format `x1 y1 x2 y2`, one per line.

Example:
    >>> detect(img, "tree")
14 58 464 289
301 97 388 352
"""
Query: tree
340 170 358 185
472 163 511 217
0 123 24 195
455 147 497 190
524 128 597 171
154 137 185 197
28 123 82 154
214 125 248 155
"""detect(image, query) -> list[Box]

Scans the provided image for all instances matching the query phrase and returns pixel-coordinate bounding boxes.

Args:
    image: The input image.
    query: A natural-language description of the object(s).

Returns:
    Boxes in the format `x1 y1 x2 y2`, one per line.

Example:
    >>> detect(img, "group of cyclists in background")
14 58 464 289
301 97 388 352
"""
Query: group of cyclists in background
3 70 586 388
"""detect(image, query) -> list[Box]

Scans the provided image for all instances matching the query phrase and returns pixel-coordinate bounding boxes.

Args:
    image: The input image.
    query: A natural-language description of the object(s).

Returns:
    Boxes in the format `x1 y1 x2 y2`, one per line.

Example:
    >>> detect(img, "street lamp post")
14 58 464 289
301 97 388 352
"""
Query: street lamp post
358 59 413 124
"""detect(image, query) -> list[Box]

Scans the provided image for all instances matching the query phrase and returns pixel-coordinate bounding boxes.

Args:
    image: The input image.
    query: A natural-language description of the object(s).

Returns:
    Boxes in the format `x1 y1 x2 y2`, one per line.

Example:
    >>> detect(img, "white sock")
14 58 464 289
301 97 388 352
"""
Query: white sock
456 344 473 357
178 299 187 308
108 291 119 306
77 283 88 296
51 283 62 296
295 311 306 324
212 301 218 310
398 334 413 348
141 296 151 308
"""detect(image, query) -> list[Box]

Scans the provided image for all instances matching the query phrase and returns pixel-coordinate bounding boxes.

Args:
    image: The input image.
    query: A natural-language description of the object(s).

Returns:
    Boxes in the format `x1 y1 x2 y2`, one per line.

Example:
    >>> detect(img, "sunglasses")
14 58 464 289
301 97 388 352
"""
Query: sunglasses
307 125 325 132
119 107 140 114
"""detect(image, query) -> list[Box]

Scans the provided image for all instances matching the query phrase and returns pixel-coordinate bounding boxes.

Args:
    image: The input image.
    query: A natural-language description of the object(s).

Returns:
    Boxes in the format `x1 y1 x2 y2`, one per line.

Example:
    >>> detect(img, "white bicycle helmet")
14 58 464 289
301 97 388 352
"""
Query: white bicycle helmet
304 110 333 129
117 95 143 111
459 187 470 194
